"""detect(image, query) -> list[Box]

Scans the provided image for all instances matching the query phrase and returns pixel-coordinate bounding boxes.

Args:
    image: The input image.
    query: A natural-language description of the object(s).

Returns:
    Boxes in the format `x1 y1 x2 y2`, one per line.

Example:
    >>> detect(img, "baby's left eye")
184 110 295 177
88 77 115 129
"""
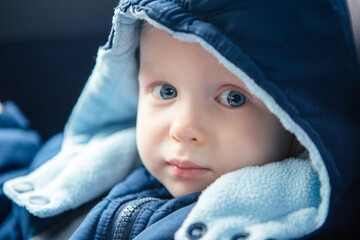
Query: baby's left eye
217 90 247 108
152 84 177 100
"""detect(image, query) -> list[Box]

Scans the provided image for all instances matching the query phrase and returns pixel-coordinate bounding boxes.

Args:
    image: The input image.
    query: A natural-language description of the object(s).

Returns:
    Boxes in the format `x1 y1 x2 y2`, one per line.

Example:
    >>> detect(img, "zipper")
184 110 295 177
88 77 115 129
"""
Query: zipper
110 197 160 240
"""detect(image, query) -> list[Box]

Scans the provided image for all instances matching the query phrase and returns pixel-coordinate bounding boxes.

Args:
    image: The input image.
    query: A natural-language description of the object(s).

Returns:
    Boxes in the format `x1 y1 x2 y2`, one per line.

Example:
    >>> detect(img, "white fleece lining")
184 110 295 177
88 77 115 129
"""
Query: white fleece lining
126 6 331 232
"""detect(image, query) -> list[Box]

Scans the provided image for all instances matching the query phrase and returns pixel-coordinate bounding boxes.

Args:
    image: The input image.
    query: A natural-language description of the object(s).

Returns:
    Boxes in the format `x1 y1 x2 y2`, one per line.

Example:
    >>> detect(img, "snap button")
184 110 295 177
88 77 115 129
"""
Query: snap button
13 182 34 193
187 222 207 240
29 196 50 205
231 233 249 240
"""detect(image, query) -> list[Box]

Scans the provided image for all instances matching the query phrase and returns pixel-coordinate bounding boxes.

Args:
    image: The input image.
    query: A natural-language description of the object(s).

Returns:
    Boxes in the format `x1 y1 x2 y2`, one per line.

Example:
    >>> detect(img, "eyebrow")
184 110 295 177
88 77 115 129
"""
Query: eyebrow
212 68 254 97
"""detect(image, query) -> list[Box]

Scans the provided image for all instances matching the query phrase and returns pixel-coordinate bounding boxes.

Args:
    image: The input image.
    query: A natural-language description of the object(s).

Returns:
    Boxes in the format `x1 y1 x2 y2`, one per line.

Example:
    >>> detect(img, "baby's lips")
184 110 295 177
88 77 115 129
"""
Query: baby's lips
168 159 207 169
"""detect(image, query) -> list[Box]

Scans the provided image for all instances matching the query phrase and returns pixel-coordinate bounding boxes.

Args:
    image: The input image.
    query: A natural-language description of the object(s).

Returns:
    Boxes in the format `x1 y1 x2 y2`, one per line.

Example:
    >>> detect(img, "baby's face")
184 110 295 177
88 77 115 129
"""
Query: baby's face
136 25 293 197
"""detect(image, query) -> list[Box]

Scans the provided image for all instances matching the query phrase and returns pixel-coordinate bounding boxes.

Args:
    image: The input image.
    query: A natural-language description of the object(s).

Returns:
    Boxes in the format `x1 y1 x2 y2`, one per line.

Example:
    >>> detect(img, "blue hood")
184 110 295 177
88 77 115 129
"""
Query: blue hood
4 0 360 239
129 0 360 232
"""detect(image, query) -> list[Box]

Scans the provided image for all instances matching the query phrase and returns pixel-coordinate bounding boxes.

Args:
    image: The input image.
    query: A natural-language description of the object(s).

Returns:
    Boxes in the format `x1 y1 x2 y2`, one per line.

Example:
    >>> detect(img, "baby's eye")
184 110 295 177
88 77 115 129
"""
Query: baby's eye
217 90 247 108
153 84 177 100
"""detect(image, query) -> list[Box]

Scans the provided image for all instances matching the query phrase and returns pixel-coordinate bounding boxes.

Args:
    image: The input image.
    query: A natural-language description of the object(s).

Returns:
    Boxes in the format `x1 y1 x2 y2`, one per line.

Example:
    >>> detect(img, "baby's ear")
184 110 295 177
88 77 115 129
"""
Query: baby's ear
287 136 305 158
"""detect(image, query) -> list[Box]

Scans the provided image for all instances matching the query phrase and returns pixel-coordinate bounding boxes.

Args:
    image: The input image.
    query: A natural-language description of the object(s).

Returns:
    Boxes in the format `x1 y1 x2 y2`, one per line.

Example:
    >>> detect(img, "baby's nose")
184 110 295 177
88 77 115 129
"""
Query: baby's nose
169 119 207 145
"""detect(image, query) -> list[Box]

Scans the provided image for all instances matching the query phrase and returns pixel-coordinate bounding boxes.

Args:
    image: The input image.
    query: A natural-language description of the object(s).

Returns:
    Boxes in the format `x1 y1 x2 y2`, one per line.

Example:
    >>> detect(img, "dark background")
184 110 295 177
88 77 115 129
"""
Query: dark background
0 0 359 142
0 0 118 141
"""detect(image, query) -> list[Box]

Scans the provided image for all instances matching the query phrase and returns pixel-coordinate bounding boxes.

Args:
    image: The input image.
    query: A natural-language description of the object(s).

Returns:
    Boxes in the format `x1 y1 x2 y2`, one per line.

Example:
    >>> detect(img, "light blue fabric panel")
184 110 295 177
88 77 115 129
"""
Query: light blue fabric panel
3 12 141 218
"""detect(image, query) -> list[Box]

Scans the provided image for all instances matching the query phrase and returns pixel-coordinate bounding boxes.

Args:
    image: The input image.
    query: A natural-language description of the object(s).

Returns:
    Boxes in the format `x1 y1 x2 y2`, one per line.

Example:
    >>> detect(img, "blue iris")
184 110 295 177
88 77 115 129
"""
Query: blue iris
153 84 177 100
218 90 247 108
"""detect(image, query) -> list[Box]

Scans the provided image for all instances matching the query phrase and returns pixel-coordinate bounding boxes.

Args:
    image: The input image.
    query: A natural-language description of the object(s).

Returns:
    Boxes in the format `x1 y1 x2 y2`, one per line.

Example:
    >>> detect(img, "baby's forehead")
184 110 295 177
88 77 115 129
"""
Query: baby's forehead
139 22 257 100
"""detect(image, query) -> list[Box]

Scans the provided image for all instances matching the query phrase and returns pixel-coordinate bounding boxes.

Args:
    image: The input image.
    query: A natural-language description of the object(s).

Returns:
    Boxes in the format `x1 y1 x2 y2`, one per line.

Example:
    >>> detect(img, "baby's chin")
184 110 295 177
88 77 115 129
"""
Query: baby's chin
168 187 201 198
164 180 213 198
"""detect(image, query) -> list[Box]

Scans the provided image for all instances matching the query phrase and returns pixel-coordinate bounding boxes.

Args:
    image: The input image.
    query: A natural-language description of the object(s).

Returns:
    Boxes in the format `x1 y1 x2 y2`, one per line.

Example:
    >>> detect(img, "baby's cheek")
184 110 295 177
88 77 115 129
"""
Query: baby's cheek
136 127 156 173
137 127 152 156
136 119 152 159
221 120 271 167
255 114 292 162
137 113 163 163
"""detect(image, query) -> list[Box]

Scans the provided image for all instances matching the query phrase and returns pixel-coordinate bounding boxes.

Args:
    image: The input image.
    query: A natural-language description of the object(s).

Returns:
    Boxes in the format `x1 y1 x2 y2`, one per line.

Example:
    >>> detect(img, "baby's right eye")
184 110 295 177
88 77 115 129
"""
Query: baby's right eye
217 90 247 108
153 84 177 100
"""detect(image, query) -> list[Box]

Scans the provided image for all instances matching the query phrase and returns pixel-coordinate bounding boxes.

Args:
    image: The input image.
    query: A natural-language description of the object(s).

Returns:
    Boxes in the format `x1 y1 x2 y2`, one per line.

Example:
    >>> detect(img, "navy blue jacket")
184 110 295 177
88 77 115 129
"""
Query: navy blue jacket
71 167 199 240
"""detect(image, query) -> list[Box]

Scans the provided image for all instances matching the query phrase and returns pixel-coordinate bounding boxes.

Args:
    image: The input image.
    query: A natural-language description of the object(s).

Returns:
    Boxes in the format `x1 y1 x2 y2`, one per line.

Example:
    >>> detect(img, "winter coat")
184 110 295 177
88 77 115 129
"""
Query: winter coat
3 0 360 239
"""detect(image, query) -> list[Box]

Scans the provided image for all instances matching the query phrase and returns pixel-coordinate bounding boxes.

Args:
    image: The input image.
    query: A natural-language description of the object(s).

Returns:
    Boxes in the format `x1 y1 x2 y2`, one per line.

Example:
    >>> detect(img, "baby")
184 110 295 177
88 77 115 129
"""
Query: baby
4 1 357 239
137 24 302 197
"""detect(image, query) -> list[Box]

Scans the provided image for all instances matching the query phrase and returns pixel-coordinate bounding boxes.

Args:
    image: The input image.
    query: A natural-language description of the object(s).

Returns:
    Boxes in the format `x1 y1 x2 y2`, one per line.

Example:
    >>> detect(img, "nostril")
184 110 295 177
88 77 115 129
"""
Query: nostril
169 122 206 145
171 133 181 142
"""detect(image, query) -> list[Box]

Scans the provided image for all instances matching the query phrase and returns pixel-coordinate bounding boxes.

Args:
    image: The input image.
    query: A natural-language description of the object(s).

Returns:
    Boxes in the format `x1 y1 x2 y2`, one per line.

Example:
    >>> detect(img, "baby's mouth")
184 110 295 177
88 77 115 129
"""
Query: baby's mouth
167 159 210 179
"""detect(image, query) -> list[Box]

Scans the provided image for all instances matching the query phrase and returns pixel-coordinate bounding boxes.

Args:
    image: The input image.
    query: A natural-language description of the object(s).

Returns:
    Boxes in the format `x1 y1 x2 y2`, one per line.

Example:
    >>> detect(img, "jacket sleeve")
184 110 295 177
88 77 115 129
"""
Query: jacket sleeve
3 10 141 218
